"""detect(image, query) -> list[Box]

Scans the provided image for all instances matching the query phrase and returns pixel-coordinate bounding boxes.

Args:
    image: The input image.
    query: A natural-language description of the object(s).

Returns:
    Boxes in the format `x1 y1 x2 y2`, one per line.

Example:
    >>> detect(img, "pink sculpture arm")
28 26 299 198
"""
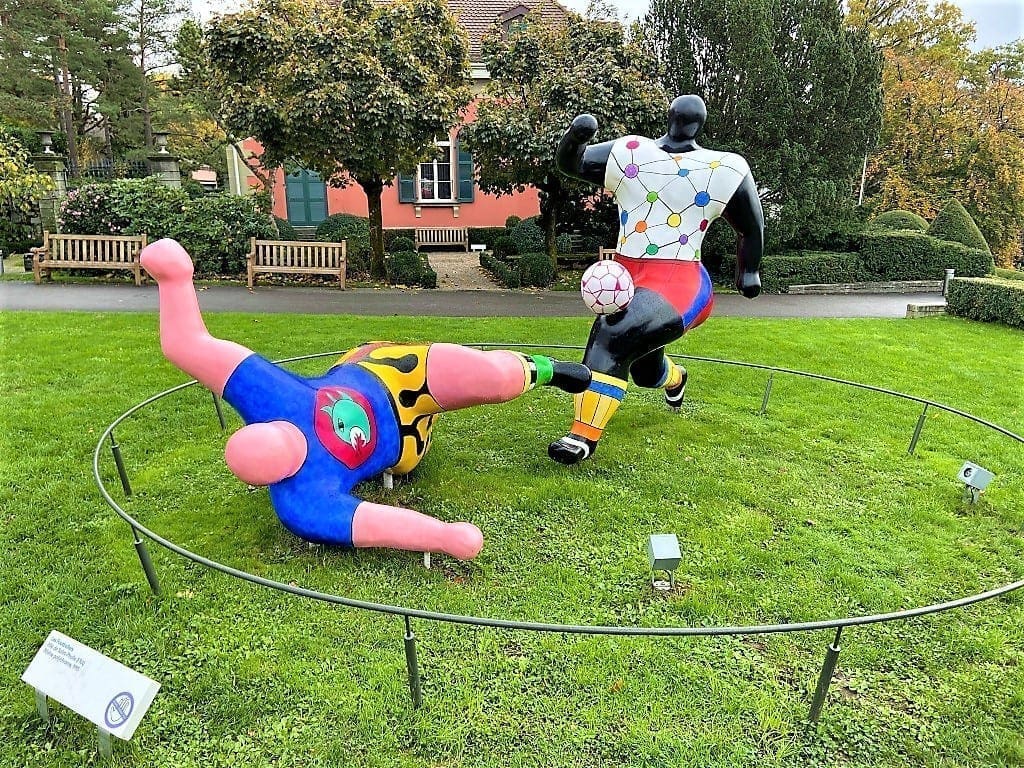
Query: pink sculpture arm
225 421 307 486
352 502 483 560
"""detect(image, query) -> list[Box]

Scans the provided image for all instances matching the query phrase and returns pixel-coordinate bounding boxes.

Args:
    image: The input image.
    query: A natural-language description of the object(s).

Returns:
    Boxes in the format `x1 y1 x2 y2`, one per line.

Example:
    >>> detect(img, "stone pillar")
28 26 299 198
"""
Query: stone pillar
31 152 68 233
148 152 182 189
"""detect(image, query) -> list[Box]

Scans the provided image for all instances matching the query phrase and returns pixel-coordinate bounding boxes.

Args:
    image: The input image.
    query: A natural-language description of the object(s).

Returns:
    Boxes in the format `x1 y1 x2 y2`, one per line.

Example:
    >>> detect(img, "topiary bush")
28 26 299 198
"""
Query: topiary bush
493 235 518 259
274 217 298 240
388 235 415 253
719 251 865 293
316 214 370 273
385 250 436 288
946 278 1024 328
509 217 544 254
517 251 556 287
927 200 990 253
480 253 521 287
383 228 415 250
870 210 929 232
467 227 507 250
859 231 992 280
504 215 521 229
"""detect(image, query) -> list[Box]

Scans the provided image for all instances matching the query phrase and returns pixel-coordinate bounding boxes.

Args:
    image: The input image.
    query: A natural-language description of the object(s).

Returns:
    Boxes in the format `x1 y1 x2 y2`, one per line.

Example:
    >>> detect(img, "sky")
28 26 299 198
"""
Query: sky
193 0 1023 50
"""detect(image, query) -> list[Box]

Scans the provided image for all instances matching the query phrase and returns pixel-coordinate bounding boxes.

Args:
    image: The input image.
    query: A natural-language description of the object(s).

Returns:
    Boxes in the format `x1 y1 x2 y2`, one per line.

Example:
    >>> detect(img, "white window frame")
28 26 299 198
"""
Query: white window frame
417 140 455 203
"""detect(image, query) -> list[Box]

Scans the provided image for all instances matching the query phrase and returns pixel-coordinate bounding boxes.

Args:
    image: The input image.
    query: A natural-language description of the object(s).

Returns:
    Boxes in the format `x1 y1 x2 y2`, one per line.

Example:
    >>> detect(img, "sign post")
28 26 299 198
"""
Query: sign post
22 631 160 758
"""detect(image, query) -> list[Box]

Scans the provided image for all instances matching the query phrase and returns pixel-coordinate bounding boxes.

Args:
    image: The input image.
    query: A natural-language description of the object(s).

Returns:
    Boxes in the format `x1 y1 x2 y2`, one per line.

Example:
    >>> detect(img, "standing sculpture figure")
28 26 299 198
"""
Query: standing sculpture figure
548 95 765 465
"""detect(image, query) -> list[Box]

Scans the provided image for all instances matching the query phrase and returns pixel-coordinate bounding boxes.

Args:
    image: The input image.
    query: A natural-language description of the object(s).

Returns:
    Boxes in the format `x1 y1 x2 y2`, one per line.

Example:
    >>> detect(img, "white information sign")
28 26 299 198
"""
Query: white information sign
21 631 160 740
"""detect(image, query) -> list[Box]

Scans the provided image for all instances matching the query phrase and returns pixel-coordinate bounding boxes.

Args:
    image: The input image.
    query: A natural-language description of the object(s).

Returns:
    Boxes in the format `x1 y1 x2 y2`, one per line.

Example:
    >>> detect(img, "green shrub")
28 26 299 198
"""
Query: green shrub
316 214 369 273
59 178 274 275
388 235 415 253
480 253 521 288
859 231 992 280
870 209 929 231
505 215 521 229
493 235 518 259
274 217 298 240
555 233 574 254
946 278 1024 328
467 227 507 250
509 217 544 254
383 228 415 249
720 251 865 293
994 267 1024 282
385 250 436 288
927 200 990 253
518 251 556 287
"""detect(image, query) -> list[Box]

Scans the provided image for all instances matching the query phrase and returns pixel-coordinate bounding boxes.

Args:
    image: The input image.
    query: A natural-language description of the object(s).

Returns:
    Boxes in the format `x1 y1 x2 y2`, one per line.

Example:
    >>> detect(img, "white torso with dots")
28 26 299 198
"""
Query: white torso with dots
605 136 750 261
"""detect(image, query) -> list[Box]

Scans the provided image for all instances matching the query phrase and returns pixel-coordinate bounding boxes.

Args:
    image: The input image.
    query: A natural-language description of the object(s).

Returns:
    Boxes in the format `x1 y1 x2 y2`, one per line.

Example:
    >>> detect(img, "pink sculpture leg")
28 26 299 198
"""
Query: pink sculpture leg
352 502 483 560
426 343 532 409
140 238 251 396
225 421 307 486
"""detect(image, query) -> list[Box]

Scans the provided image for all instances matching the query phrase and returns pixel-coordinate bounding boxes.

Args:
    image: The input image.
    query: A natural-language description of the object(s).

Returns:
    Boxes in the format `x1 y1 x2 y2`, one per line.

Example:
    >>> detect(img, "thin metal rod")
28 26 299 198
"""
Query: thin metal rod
808 626 844 723
109 432 132 497
211 392 226 431
34 690 50 724
908 403 929 455
760 372 775 415
403 615 422 709
132 526 161 595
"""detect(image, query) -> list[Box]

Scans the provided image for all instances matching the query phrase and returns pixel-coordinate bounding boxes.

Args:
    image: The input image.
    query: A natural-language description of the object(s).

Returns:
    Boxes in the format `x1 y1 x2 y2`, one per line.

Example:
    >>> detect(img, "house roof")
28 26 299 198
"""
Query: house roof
445 0 570 61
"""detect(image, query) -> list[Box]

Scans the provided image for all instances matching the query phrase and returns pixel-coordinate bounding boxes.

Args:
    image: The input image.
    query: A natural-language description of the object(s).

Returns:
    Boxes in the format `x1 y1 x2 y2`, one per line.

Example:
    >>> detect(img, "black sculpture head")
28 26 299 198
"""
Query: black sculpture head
667 95 707 141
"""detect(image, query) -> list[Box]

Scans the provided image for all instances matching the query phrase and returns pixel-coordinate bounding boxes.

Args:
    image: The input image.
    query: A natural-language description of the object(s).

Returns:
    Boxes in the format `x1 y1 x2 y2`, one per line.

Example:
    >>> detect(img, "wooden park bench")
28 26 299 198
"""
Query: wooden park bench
246 238 347 289
414 227 469 252
31 232 148 285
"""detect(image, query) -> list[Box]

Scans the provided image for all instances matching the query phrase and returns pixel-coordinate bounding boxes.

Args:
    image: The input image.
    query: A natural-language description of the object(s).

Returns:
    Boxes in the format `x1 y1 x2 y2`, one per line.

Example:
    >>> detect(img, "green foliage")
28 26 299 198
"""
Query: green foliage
467 227 507 250
383 228 415 249
273 217 298 240
641 0 882 251
464 11 666 258
493 235 518 259
509 218 545 255
555 233 574 254
517 251 557 287
385 250 437 288
870 209 929 231
928 199 991 252
0 132 54 209
387 235 415 254
316 214 370 274
479 253 521 287
859 231 993 280
58 177 274 274
946 277 1024 328
504 215 521 229
994 267 1024 282
206 0 471 277
719 251 865 293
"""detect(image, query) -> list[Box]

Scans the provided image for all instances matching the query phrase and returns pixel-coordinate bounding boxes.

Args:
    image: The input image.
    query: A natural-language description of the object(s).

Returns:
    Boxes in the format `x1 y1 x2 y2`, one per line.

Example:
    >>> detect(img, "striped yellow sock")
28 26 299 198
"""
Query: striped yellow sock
662 359 684 391
571 372 628 443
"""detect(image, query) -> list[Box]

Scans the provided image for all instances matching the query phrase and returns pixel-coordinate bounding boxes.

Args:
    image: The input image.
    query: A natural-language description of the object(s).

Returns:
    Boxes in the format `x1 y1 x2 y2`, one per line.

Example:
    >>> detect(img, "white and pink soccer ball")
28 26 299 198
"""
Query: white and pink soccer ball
580 260 635 315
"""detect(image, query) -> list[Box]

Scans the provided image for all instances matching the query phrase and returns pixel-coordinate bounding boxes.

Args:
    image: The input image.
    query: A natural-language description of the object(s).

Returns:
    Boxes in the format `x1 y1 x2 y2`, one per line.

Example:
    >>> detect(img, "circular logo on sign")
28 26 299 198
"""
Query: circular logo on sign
104 691 134 729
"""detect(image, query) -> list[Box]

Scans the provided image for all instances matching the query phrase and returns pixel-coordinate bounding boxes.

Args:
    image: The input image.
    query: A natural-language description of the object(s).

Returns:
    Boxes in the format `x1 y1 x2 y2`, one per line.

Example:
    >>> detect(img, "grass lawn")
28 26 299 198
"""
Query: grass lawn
1 311 1022 767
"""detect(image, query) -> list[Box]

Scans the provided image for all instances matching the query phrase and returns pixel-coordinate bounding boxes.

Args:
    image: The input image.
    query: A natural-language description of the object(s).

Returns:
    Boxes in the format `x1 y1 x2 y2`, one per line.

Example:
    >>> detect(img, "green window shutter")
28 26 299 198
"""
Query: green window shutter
398 173 415 203
456 144 474 203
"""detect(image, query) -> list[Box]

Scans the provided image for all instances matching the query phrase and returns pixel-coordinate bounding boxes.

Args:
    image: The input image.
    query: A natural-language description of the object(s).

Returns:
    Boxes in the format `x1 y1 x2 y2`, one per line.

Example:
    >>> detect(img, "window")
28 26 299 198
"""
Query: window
499 4 530 35
417 141 454 202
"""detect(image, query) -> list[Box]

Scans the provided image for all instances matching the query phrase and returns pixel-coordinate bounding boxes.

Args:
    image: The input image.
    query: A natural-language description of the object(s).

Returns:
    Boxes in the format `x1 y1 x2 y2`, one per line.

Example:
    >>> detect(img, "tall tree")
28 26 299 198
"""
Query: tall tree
463 11 666 264
640 0 882 250
206 0 471 278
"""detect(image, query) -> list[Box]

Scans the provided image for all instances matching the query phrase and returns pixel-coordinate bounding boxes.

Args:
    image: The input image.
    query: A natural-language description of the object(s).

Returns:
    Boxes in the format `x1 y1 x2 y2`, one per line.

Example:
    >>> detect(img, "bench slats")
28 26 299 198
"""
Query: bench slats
414 226 469 252
247 238 347 289
33 232 147 285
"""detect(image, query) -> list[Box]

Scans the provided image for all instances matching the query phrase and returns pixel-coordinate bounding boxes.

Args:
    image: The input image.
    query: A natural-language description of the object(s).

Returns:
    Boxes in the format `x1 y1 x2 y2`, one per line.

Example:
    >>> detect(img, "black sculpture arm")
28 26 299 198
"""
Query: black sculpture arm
555 114 616 187
721 173 765 299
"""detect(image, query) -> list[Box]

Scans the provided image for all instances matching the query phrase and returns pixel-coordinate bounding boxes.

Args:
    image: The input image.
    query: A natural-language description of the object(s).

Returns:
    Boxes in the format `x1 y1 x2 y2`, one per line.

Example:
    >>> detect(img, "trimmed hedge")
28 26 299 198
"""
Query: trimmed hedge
509 218 544 255
994 267 1024 282
719 251 865 293
870 210 928 231
467 227 507 250
385 250 436 288
480 253 520 287
316 214 369 273
928 200 990 253
388 235 415 253
946 278 1024 328
479 251 555 288
383 228 415 249
859 231 992 280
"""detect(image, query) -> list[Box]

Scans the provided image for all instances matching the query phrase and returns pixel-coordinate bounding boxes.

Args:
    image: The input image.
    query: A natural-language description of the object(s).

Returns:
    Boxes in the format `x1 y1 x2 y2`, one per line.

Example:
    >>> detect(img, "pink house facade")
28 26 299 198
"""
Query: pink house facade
226 0 568 230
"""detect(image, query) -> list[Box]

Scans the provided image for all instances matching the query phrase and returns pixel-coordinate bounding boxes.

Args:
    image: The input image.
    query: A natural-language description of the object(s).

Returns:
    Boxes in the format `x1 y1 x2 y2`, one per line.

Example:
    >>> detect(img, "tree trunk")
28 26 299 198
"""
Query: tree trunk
361 176 386 280
539 183 560 274
54 32 80 177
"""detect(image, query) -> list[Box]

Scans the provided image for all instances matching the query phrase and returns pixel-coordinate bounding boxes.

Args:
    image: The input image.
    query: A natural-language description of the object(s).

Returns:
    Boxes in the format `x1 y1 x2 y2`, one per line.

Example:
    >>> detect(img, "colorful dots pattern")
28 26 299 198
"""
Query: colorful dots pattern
606 135 750 262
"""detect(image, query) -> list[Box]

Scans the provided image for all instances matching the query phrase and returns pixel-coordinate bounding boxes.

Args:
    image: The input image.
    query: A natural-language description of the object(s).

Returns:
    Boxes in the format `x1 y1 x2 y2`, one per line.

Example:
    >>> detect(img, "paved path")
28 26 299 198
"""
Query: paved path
429 250 500 290
0 280 943 318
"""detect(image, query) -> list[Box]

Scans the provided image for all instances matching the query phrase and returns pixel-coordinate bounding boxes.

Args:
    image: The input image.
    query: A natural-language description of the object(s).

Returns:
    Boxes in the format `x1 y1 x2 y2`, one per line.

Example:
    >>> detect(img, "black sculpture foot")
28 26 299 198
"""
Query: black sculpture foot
548 434 597 464
665 369 688 411
549 361 592 394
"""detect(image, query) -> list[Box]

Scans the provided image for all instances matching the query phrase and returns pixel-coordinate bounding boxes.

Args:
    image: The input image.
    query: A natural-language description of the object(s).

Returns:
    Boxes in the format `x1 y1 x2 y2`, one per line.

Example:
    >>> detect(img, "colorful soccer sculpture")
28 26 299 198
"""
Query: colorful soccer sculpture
549 95 765 465
141 239 591 559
